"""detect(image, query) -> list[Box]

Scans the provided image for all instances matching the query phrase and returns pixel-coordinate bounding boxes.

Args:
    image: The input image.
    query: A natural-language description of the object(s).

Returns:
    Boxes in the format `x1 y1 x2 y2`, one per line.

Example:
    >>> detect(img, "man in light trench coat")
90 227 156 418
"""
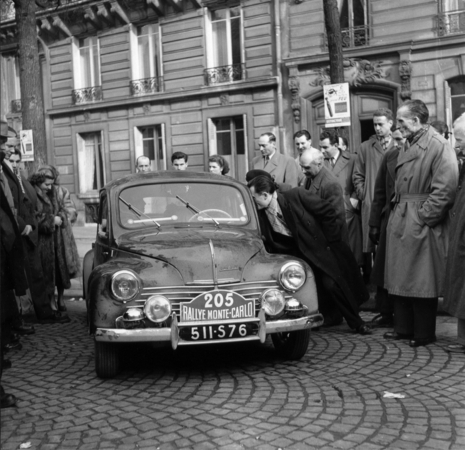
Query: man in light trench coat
384 99 458 347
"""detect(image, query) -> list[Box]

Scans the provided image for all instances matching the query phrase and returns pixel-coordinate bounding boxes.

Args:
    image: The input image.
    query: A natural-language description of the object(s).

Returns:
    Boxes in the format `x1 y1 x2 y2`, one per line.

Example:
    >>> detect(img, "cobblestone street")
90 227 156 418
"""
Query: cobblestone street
1 301 464 450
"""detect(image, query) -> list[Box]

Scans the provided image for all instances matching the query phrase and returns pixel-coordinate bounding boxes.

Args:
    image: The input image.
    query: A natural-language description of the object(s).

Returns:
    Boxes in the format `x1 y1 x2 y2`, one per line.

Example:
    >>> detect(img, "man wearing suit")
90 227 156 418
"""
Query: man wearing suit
353 108 395 281
247 175 371 335
252 132 304 187
368 128 404 327
320 131 363 266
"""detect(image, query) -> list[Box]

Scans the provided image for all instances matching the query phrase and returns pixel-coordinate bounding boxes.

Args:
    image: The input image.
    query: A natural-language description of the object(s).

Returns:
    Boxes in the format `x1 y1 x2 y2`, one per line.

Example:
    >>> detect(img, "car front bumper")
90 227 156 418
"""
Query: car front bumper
95 312 324 347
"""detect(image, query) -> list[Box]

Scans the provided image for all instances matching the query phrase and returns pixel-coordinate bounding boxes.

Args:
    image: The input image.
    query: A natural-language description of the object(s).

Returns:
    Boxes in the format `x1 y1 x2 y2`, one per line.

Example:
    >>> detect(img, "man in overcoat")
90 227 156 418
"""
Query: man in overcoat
353 108 395 280
247 175 371 335
252 132 304 187
443 113 465 353
384 100 458 347
368 129 404 327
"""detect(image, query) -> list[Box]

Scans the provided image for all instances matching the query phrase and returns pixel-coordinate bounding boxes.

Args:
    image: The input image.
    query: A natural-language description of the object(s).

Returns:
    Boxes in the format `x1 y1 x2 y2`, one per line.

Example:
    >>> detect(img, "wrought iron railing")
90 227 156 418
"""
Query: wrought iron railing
324 25 369 49
204 63 246 85
11 99 21 113
72 86 103 105
437 10 465 36
130 77 163 95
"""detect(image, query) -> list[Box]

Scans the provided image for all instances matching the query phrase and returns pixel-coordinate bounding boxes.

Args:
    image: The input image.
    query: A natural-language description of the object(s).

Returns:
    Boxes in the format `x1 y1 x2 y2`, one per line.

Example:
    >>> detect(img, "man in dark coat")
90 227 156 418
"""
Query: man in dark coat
443 113 465 353
368 129 404 327
247 175 371 335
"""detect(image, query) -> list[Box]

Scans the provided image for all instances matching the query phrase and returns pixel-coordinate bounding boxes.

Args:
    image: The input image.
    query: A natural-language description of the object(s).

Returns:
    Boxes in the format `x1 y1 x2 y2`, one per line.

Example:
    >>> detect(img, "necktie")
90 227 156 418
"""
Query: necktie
14 167 25 194
264 156 269 167
331 157 336 168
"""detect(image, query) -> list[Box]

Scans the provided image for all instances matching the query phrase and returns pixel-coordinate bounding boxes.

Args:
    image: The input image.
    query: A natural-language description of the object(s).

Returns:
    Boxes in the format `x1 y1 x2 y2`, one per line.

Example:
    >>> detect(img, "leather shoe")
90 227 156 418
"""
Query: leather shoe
12 320 35 335
356 324 372 335
409 337 436 347
38 311 70 324
1 393 17 409
445 344 465 353
384 331 412 340
371 314 394 328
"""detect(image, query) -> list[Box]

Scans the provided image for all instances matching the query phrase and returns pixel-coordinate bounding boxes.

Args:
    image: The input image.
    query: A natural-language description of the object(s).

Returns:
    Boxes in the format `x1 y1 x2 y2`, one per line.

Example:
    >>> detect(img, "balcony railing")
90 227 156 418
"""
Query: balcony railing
11 99 21 113
324 25 369 49
204 63 246 86
437 10 465 36
130 77 164 96
72 86 103 105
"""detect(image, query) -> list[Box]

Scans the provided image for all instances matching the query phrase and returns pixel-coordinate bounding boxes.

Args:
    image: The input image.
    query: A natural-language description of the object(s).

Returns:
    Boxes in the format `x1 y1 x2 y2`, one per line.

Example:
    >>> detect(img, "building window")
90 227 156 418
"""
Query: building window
0 53 20 116
130 24 163 95
208 116 248 181
337 0 369 47
205 7 245 85
77 132 105 194
438 0 465 35
134 124 166 171
72 37 102 104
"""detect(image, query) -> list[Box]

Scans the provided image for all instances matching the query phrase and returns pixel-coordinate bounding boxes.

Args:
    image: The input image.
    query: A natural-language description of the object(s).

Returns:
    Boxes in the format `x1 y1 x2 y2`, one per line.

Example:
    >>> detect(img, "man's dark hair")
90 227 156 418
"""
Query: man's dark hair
401 100 429 124
246 169 273 183
430 120 450 139
339 136 349 148
373 108 394 122
319 129 339 146
247 175 277 195
29 172 48 186
260 132 276 143
171 151 188 163
293 130 311 141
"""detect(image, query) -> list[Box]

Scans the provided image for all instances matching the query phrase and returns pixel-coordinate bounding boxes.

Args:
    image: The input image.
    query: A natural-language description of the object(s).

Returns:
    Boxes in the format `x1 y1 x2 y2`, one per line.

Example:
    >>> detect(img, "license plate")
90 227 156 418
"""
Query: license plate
180 290 255 323
179 322 259 341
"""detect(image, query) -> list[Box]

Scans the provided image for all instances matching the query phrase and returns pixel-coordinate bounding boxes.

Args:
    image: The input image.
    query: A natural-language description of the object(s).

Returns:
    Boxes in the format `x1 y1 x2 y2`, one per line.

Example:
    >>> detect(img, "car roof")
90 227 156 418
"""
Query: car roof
102 170 245 193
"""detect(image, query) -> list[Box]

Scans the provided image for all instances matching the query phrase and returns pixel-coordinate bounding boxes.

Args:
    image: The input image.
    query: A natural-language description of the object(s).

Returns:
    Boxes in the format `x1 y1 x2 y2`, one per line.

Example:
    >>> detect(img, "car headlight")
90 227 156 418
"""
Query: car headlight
279 261 306 292
144 295 171 323
111 270 140 301
260 289 285 316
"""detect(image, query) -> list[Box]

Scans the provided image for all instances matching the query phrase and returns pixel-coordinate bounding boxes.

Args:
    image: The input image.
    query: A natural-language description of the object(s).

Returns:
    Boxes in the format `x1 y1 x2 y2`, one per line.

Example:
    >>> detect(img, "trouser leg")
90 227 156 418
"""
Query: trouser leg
392 295 414 336
362 252 373 283
375 287 394 317
320 273 364 330
413 297 437 340
457 318 465 346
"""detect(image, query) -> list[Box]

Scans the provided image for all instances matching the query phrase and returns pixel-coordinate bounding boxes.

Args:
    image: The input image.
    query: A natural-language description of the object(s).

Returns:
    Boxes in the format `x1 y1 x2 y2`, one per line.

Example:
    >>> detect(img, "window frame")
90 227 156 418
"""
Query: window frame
134 124 167 172
76 131 106 196
72 36 101 89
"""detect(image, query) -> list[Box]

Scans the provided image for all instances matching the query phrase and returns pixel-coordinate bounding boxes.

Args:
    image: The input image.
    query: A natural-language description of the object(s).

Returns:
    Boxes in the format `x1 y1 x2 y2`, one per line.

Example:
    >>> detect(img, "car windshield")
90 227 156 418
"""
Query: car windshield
118 182 250 229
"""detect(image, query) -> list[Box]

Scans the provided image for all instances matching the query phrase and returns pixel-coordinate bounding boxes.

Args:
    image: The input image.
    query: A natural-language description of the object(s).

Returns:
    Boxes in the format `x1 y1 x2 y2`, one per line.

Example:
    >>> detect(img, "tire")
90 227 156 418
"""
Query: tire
95 341 121 378
271 329 311 360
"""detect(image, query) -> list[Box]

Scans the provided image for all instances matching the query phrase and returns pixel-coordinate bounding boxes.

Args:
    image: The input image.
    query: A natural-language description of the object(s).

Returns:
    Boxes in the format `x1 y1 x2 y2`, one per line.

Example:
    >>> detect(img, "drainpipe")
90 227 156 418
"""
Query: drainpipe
274 0 285 154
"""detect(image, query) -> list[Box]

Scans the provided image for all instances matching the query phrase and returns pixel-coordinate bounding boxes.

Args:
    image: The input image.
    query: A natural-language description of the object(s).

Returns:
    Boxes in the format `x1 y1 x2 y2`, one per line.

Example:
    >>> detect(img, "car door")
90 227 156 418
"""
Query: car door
94 191 112 266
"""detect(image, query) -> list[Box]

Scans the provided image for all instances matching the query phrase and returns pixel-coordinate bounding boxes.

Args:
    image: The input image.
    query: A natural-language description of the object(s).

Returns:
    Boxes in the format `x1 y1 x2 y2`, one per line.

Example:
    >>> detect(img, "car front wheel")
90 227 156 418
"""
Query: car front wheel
95 341 121 378
271 329 311 360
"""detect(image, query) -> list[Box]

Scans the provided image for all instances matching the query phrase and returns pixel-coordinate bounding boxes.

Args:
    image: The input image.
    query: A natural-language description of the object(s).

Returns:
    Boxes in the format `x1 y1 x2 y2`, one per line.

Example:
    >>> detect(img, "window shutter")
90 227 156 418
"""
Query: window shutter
444 80 453 147
242 113 249 173
134 127 143 169
207 118 217 156
160 123 167 170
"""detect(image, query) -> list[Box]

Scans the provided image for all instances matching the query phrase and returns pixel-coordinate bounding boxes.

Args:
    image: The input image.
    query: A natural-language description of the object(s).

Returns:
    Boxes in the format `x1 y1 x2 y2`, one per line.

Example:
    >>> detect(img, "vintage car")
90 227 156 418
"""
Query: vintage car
83 171 323 378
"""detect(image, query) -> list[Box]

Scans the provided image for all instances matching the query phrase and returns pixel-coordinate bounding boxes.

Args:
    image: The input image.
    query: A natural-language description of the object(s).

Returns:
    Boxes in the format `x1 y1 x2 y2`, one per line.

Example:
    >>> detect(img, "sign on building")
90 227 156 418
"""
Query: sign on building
324 83 351 128
20 130 34 162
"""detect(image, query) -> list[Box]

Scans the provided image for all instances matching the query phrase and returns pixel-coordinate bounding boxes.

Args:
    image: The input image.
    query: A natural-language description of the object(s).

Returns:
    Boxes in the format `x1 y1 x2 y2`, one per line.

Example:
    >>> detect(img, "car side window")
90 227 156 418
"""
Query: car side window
98 194 108 236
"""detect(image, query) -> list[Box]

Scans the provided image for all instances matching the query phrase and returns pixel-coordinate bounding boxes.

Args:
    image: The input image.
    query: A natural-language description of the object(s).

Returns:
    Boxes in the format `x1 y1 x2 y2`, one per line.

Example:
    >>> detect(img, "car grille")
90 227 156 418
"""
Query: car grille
131 280 292 319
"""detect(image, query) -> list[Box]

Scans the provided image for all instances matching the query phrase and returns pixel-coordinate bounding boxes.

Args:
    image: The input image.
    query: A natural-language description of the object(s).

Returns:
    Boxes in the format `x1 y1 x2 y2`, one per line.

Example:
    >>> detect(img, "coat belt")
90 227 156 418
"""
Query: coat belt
392 193 430 204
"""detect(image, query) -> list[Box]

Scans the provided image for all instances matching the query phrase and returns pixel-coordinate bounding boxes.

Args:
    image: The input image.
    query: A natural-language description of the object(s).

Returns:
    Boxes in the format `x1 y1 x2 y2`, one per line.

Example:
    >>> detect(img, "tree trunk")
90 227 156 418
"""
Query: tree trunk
15 0 47 172
323 0 344 84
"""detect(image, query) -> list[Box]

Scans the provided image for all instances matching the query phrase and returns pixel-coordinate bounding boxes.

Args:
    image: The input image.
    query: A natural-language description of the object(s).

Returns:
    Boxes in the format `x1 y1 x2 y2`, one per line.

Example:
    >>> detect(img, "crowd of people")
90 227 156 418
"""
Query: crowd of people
2 97 465 408
0 122 80 408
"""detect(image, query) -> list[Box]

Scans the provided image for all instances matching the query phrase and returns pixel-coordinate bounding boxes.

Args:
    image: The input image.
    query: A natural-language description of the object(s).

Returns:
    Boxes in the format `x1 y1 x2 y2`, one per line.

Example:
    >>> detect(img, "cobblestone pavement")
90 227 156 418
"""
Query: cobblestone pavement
1 301 464 450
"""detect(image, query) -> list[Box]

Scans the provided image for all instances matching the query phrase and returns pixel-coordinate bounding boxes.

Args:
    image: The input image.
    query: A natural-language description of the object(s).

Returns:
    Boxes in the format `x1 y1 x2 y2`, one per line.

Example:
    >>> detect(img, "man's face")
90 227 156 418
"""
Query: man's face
258 136 276 157
373 115 393 138
295 135 311 155
453 125 465 155
249 186 272 210
319 138 338 158
392 130 406 148
172 158 188 171
137 158 151 173
396 107 421 138
8 154 21 169
4 142 15 160
300 154 321 179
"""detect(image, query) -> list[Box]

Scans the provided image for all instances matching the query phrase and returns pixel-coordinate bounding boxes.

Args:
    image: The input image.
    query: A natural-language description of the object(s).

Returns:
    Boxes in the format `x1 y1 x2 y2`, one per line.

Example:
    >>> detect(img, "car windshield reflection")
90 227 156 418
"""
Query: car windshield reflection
119 182 249 228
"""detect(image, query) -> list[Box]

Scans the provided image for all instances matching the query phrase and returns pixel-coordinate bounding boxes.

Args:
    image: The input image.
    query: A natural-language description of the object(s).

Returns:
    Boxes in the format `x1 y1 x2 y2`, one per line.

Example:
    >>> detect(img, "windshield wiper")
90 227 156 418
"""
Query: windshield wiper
175 195 220 227
119 196 161 228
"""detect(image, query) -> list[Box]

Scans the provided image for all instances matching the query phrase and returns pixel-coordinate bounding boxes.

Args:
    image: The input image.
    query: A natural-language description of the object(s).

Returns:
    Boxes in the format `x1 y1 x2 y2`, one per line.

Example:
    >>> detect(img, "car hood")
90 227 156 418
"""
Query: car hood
116 227 263 284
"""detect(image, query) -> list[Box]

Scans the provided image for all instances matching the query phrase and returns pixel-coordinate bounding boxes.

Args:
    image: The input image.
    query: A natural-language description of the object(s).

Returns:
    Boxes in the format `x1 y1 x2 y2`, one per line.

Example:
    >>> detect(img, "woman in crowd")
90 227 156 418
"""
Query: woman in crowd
208 155 230 176
30 168 80 314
